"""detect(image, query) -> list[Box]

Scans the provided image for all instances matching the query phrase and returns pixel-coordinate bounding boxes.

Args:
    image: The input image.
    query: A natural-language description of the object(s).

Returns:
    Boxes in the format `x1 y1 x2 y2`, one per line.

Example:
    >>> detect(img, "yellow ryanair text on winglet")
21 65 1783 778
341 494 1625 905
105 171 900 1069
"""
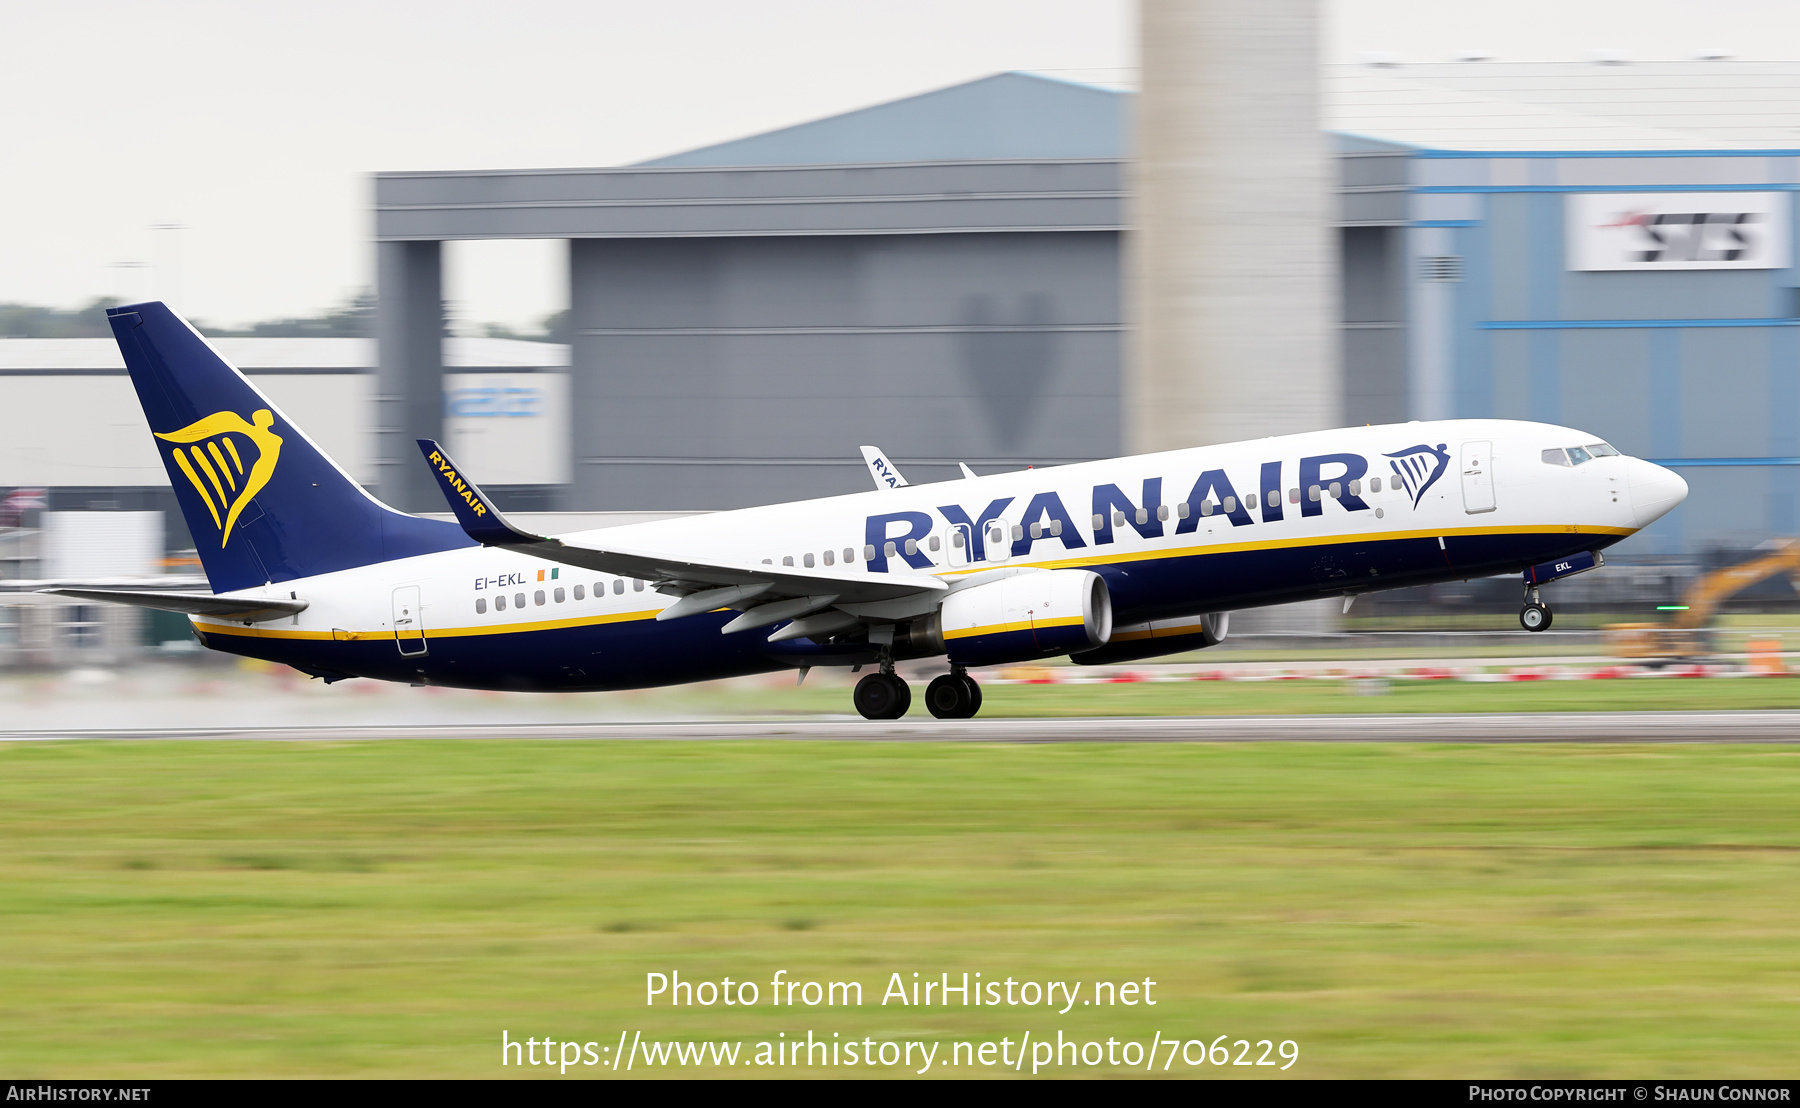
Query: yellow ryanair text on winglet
425 449 489 518
155 409 282 547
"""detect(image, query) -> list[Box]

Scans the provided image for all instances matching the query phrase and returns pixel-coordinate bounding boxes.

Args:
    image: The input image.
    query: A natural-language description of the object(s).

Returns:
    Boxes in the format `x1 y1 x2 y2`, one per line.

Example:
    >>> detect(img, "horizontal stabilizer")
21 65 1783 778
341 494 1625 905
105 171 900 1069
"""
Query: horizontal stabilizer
39 588 307 622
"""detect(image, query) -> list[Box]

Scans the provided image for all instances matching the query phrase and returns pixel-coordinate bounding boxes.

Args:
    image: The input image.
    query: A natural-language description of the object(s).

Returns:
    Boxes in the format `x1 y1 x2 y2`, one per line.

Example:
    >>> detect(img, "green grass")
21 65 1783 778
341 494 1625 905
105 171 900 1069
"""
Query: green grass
2 739 1798 1078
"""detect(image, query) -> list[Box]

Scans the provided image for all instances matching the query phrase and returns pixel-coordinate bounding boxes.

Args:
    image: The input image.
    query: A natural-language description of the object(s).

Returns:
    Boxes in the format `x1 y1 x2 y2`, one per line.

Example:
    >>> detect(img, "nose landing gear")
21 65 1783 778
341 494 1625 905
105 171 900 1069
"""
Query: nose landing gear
1520 584 1553 632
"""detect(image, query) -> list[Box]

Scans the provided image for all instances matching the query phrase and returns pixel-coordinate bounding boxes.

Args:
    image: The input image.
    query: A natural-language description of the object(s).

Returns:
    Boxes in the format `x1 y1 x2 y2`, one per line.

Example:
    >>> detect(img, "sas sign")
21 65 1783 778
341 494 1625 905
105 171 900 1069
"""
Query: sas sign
1565 192 1791 271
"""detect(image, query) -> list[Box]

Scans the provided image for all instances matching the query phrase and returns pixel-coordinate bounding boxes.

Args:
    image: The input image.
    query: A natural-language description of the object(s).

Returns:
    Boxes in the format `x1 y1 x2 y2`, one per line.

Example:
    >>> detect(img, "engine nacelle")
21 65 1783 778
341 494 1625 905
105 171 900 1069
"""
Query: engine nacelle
1071 612 1228 666
912 570 1112 667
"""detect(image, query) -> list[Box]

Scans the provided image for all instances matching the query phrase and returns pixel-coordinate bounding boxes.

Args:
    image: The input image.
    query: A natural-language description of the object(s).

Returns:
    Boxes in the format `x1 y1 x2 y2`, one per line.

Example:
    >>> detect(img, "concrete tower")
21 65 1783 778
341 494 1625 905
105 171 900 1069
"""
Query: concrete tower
1128 0 1338 452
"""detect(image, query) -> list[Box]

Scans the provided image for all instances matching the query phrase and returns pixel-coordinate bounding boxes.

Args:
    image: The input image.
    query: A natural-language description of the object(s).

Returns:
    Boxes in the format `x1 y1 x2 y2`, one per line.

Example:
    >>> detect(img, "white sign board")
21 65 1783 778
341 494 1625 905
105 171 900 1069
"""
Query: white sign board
1566 192 1791 271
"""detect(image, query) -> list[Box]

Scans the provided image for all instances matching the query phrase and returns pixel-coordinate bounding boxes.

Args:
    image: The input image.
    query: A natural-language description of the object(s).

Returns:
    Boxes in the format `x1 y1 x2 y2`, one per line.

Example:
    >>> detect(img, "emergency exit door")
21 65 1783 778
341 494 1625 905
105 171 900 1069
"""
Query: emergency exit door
393 586 427 656
1461 441 1496 514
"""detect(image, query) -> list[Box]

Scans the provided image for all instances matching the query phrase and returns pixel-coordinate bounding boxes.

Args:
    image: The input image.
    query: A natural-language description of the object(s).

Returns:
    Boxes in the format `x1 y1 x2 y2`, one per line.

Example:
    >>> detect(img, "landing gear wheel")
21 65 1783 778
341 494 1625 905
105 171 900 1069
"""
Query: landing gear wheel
959 673 983 717
1520 603 1553 632
926 673 981 719
853 672 911 719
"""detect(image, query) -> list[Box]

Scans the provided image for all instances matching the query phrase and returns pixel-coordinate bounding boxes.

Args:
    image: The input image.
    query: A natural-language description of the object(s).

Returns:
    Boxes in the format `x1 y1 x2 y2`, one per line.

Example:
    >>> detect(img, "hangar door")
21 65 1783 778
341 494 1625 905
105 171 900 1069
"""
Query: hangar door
392 586 427 656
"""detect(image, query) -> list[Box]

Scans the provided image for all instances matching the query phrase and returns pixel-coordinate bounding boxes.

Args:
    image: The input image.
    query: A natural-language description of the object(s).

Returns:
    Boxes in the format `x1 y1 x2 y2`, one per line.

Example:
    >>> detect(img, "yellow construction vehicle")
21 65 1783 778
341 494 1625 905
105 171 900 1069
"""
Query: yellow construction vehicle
1605 539 1800 661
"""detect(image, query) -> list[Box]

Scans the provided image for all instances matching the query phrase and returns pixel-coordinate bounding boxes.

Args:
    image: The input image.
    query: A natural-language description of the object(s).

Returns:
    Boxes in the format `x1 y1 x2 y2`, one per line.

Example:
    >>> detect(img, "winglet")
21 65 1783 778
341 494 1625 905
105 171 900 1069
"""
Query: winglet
859 445 909 489
416 439 542 545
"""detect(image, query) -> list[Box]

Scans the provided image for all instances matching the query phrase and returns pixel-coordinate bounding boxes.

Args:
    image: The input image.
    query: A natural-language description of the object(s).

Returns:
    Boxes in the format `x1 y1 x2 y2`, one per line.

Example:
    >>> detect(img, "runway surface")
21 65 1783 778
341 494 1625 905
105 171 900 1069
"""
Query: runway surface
3 711 1799 743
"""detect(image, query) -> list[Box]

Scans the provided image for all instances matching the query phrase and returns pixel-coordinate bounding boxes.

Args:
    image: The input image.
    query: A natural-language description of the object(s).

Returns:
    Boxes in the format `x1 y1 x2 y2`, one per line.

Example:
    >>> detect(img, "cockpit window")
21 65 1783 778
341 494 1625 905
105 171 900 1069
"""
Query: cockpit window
1588 442 1620 457
1566 446 1593 465
1542 448 1572 467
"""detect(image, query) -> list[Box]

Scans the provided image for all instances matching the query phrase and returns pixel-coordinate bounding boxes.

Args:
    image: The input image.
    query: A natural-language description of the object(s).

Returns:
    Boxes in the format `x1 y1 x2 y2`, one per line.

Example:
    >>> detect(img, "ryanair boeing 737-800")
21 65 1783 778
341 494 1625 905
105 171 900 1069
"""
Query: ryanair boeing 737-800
49 302 1688 719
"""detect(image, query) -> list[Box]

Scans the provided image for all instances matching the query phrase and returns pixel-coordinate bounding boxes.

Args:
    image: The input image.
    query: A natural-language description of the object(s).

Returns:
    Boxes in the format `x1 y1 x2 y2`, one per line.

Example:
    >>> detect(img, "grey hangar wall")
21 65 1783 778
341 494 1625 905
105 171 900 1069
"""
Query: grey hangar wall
373 153 1407 515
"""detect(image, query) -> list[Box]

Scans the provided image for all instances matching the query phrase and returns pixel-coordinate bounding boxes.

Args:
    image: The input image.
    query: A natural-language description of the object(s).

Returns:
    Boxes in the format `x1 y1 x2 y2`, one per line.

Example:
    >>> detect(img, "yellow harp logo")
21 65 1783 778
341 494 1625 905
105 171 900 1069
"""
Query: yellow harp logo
156 409 283 547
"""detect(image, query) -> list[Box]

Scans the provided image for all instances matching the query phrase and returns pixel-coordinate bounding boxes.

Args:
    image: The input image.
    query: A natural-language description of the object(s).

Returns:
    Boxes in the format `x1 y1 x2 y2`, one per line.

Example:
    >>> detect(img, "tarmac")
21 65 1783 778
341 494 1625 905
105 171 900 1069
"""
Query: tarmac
5 712 1799 743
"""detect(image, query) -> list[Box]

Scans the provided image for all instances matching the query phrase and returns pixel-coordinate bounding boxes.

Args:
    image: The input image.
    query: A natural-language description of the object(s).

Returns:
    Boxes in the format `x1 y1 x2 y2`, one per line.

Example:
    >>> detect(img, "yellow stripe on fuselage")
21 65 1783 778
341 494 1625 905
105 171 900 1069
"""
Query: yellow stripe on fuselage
938 522 1633 577
196 607 667 640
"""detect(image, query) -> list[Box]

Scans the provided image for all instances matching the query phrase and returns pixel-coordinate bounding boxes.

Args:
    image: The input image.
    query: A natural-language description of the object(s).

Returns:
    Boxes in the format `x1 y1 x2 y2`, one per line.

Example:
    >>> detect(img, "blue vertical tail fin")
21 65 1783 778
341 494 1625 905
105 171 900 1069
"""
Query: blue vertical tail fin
107 301 471 593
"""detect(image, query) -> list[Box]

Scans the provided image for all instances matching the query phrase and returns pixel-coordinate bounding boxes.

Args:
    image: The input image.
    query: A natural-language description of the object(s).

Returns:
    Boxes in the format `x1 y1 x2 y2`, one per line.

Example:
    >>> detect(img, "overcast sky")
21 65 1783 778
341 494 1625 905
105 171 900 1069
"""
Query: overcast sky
2 0 1795 330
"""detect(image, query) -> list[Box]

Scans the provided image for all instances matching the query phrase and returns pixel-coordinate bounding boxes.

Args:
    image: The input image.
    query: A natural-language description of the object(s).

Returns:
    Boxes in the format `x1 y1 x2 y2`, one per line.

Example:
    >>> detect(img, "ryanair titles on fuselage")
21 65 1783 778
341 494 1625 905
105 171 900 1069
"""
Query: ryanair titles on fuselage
862 447 1445 573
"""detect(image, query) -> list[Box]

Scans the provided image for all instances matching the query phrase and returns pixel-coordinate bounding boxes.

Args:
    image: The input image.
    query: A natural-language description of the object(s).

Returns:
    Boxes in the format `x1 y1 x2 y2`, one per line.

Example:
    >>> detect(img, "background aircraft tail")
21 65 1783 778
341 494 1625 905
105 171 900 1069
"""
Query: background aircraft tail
107 301 471 594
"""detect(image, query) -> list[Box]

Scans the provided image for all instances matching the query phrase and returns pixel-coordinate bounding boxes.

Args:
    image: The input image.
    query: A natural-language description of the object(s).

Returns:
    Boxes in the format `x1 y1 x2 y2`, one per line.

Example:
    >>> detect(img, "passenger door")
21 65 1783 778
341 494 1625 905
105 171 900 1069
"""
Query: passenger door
392 585 427 656
1461 440 1496 514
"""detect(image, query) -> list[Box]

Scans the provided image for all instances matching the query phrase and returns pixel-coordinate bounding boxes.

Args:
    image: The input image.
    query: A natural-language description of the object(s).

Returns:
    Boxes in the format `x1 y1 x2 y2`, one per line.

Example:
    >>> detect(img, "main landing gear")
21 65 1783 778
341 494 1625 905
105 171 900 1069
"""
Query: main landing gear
924 668 982 720
852 664 983 720
1520 584 1553 632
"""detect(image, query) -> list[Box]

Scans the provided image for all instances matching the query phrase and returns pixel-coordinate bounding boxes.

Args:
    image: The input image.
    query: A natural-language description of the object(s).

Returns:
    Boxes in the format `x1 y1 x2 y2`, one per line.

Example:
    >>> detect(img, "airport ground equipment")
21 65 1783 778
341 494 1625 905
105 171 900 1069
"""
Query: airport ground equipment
1605 540 1800 661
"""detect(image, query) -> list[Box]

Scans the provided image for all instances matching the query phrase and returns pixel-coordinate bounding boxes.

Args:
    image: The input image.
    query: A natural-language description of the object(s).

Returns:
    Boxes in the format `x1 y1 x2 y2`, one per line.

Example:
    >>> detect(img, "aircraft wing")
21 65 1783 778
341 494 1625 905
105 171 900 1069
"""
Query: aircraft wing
417 440 944 607
37 588 306 622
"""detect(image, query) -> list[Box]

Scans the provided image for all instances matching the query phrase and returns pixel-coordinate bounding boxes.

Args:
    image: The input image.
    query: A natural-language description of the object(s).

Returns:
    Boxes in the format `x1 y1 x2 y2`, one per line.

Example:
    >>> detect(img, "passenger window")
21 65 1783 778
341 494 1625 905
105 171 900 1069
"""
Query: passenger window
904 538 919 555
634 579 645 592
1049 520 1062 537
1157 505 1170 522
1370 477 1381 492
1113 511 1126 527
1199 501 1214 517
1092 514 1105 529
1542 448 1571 466
1177 502 1191 519
1589 442 1620 457
573 584 584 600
762 558 772 564
845 547 857 563
863 545 876 560
885 541 897 557
1347 480 1360 496
990 528 1004 545
1011 525 1024 541
495 594 506 611
1308 485 1321 502
1329 482 1341 499
1246 493 1258 510
803 552 815 568
781 556 793 567
823 549 835 565
1288 488 1300 504
554 587 565 603
515 592 526 608
1134 508 1148 525
476 598 487 614
1029 522 1042 539
950 531 964 548
534 590 545 606
613 580 624 595
929 535 942 550
1223 496 1236 513
1567 446 1593 466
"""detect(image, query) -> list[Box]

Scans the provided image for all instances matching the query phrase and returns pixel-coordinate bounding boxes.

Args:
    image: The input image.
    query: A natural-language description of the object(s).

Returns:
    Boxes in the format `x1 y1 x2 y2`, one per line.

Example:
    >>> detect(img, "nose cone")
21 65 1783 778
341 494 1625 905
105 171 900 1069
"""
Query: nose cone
1628 458 1688 528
